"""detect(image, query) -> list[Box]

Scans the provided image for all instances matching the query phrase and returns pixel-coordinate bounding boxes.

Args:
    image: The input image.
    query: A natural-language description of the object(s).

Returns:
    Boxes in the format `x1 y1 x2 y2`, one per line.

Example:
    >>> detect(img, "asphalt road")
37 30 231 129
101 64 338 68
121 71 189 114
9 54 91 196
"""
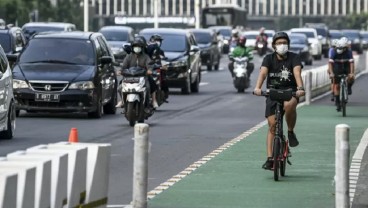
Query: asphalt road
0 51 330 205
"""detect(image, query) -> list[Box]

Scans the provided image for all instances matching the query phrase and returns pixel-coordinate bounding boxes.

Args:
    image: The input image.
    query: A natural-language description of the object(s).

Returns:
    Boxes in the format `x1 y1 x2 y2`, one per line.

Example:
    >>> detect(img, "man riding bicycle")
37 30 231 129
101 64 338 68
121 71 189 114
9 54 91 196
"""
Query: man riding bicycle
328 37 355 111
253 32 305 170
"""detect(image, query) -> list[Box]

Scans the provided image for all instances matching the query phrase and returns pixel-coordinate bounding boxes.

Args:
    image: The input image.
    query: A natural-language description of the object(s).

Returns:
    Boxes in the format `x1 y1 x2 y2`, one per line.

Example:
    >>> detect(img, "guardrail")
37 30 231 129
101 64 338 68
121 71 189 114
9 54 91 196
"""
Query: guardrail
0 139 111 208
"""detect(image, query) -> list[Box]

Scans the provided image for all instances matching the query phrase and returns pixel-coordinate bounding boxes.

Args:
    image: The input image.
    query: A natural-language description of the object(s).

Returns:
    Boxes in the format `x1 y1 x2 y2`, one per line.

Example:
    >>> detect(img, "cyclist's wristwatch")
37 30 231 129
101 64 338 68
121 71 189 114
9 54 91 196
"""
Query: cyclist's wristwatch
297 86 305 91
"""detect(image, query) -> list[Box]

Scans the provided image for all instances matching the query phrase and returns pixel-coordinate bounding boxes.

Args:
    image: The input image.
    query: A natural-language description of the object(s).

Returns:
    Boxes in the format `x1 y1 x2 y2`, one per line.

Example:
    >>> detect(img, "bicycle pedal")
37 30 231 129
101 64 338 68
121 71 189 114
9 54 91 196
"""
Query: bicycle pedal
287 159 292 165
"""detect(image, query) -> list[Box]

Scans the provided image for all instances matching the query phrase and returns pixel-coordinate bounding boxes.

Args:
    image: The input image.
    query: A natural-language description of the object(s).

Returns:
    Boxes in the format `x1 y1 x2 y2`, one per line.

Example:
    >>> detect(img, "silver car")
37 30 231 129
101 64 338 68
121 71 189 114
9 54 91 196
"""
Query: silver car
0 45 16 139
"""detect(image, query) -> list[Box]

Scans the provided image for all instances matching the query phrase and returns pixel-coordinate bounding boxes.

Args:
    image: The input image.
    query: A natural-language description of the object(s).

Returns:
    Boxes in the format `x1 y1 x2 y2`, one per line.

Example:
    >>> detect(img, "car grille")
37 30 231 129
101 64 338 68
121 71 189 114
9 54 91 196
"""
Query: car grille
29 81 69 92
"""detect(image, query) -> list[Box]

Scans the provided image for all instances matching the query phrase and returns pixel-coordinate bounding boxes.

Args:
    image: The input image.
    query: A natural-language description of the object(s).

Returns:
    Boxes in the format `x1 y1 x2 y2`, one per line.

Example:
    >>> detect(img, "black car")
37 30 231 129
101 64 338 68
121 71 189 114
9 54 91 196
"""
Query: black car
208 26 232 54
190 28 221 71
10 31 118 118
0 26 27 67
341 29 363 54
22 22 76 42
329 29 343 46
99 25 134 63
139 28 201 94
289 33 313 66
360 31 368 50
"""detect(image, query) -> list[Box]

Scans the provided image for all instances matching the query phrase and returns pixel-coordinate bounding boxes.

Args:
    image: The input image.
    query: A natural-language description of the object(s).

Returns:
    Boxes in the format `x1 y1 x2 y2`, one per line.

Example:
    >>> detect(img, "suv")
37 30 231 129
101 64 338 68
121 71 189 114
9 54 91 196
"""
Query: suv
190 28 221 71
99 25 134 63
9 31 118 118
139 28 201 94
341 29 364 54
290 28 322 60
22 22 76 42
0 45 16 139
305 23 330 58
0 26 27 67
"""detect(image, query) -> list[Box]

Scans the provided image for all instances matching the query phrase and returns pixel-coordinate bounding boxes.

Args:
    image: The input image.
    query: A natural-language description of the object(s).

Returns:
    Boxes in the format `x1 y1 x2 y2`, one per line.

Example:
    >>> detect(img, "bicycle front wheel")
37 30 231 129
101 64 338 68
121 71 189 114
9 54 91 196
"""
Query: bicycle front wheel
341 86 346 117
273 137 281 181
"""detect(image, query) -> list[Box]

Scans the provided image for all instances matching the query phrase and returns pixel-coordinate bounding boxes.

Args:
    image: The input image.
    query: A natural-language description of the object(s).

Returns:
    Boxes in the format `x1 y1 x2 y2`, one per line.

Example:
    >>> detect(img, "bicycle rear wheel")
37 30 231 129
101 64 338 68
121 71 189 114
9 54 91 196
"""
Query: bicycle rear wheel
341 86 346 117
273 137 280 181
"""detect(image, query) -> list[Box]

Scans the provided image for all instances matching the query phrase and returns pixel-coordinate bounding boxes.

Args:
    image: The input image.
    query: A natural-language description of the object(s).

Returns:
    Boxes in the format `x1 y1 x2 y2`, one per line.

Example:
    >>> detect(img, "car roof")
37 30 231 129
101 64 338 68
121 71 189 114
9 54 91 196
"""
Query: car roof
22 22 75 28
243 30 259 35
208 26 232 30
139 28 189 35
291 28 317 32
99 25 133 32
189 28 214 34
289 33 307 38
341 29 360 33
32 31 97 40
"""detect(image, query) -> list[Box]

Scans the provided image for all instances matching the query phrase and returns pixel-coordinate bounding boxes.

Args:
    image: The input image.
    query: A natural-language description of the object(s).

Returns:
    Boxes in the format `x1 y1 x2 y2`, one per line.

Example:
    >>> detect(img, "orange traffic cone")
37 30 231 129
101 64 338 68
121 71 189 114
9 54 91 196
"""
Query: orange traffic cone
68 127 79 143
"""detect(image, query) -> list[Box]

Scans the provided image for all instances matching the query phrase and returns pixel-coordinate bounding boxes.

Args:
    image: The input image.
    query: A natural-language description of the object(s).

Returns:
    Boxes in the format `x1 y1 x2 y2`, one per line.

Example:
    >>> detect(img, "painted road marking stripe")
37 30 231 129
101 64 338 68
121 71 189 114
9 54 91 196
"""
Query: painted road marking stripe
199 82 209 86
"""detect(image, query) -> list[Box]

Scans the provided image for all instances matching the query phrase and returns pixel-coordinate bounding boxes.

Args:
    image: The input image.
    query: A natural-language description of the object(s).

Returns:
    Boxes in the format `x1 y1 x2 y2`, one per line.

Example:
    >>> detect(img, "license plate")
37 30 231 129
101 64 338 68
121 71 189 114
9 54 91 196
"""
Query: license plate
123 77 140 83
35 93 60 102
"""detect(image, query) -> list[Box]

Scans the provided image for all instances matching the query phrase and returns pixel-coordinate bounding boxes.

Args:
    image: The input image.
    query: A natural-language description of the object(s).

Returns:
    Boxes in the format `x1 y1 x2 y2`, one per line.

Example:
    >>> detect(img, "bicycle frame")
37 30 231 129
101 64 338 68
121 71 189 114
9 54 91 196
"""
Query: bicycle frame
337 74 348 117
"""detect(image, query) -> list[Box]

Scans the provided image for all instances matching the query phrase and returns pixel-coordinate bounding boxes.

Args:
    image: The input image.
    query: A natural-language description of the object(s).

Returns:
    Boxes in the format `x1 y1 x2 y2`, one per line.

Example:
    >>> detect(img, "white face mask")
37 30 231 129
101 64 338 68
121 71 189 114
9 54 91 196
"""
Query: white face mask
133 47 142 53
275 44 288 55
336 49 343 54
155 41 161 47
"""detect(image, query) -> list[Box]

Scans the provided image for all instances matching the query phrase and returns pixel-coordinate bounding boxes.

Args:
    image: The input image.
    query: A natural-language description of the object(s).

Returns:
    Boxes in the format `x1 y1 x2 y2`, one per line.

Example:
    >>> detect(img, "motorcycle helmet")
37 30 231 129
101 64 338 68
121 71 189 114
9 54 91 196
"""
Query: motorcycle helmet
238 36 246 46
150 34 164 42
131 37 146 54
272 31 290 47
336 37 349 54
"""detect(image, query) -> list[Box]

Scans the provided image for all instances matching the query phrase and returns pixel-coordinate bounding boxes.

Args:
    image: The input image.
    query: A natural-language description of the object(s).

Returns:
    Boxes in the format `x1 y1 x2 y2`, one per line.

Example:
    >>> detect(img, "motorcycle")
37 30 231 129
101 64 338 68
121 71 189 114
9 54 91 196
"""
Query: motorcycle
121 66 154 127
232 56 251 93
256 38 267 56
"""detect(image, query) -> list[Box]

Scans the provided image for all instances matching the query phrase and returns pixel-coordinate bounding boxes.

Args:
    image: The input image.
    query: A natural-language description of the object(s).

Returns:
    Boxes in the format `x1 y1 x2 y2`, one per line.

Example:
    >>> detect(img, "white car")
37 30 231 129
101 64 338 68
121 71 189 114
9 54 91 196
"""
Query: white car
0 45 16 139
242 31 259 49
264 29 275 51
290 28 322 60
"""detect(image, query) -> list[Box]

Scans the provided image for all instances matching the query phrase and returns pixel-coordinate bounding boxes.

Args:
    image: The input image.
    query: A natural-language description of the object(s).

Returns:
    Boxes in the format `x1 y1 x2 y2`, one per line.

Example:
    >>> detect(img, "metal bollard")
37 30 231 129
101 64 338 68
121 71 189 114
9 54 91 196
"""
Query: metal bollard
305 71 312 105
132 123 149 208
335 124 350 208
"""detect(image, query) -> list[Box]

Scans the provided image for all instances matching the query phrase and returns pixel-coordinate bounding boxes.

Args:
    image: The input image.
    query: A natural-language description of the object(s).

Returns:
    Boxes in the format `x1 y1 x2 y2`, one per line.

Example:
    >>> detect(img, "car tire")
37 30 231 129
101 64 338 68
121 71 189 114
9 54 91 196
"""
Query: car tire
15 110 20 117
214 56 220 70
0 101 16 140
88 95 103 118
103 86 117 114
190 72 200 93
207 64 212 71
181 74 191 94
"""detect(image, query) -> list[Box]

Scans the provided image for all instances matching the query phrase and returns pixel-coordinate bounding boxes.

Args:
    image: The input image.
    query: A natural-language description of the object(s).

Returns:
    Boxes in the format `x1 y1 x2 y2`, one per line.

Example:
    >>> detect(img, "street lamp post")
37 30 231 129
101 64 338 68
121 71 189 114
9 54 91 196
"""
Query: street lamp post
84 0 89 32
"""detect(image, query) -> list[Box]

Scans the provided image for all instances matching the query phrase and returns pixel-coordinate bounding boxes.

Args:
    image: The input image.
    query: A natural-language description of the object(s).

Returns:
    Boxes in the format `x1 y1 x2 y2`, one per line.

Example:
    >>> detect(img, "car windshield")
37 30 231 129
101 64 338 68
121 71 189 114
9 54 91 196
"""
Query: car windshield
0 34 11 53
290 37 306 44
330 31 342 39
100 30 129 42
360 33 368 38
217 29 231 37
19 38 95 65
192 32 212 44
343 31 360 39
243 34 257 39
292 31 315 38
314 28 327 36
22 26 64 38
142 33 187 52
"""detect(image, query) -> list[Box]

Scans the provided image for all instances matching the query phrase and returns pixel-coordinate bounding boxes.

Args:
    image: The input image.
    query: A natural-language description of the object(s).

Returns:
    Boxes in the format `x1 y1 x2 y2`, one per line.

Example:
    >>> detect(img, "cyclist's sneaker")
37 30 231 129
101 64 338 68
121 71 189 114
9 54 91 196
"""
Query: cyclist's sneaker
331 93 334 102
288 131 299 147
336 105 341 112
262 157 273 170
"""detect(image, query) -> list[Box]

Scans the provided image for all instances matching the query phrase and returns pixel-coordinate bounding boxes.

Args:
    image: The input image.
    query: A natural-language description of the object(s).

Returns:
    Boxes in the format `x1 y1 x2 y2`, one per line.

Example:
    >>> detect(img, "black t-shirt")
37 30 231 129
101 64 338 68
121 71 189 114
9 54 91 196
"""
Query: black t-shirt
261 52 302 90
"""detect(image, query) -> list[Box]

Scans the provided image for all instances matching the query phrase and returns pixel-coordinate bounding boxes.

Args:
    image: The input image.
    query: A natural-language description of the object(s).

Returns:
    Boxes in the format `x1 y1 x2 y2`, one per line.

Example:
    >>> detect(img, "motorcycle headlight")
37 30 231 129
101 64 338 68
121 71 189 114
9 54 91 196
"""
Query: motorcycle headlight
69 81 95 90
223 40 229 44
13 79 29 89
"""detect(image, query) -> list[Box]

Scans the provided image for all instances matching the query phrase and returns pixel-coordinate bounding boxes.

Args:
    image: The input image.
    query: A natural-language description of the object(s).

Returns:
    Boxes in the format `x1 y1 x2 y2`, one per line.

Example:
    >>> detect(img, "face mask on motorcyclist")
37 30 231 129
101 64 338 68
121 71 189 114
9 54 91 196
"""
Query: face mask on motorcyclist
155 41 161 47
275 44 288 55
133 47 142 53
336 47 344 54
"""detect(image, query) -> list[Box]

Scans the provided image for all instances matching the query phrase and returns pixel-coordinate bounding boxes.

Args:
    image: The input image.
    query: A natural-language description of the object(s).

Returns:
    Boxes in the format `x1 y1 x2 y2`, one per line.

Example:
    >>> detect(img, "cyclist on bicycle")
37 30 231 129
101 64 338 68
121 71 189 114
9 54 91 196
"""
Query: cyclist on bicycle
328 37 355 111
328 39 340 102
253 32 305 170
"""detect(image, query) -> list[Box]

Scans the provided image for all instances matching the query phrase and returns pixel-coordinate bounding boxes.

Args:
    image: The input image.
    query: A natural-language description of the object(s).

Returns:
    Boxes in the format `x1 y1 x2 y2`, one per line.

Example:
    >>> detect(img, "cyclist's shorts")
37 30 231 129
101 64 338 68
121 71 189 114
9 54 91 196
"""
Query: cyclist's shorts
265 96 299 118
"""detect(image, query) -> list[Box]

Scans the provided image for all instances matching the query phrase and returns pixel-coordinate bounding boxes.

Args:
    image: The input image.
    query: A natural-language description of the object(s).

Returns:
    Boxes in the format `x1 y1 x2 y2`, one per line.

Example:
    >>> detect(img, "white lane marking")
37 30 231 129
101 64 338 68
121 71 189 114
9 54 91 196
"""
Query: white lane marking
349 128 368 204
107 205 130 208
199 82 209 86
146 120 268 200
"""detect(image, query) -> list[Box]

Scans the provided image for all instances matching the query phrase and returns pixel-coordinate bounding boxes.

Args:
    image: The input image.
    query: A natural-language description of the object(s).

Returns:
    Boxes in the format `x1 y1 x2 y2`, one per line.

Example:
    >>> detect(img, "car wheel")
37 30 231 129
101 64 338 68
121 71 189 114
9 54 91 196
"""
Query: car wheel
88 96 103 118
103 87 117 114
0 101 16 140
214 56 220 70
181 74 191 95
190 72 200 93
15 110 20 117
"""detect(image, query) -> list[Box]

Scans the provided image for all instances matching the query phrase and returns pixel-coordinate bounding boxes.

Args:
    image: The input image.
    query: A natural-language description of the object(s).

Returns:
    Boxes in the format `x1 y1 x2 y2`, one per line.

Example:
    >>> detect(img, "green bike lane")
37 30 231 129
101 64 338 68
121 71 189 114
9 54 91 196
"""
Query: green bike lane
147 74 368 208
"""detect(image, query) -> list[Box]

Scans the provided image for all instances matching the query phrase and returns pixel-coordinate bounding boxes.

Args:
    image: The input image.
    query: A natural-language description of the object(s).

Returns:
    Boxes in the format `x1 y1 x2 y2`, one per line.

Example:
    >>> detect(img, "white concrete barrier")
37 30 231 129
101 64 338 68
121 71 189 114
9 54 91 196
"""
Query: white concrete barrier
47 142 88 208
0 162 36 208
0 171 17 208
71 142 111 208
26 145 69 208
6 151 52 208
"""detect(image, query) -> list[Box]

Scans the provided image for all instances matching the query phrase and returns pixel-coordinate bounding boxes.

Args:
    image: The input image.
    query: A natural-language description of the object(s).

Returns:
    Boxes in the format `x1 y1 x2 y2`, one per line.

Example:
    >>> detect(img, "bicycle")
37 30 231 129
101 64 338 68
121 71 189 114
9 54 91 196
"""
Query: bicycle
336 74 348 117
255 88 294 181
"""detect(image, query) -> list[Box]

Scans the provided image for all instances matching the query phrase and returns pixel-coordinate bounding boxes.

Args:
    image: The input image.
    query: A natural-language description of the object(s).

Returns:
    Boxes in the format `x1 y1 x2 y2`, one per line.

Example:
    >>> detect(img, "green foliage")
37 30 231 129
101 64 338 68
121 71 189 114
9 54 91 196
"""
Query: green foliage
0 0 84 29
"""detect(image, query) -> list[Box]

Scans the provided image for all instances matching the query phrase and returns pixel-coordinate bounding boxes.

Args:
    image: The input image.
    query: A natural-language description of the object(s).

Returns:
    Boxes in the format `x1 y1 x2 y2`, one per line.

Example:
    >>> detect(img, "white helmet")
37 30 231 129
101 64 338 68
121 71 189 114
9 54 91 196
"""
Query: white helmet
331 39 339 47
338 37 349 48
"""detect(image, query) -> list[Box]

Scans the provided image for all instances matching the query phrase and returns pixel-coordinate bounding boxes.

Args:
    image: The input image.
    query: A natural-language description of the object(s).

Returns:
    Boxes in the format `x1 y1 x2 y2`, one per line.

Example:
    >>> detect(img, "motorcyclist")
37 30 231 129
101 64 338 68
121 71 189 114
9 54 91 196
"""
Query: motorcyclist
255 27 268 54
328 37 355 111
230 29 239 45
115 37 159 109
228 36 254 78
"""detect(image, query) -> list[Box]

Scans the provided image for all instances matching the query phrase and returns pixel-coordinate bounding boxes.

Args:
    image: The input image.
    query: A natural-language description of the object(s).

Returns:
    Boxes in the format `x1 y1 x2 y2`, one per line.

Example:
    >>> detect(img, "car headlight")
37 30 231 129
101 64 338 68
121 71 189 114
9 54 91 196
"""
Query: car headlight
171 60 187 67
69 81 95 90
13 79 29 89
223 40 229 44
111 47 123 54
302 46 309 52
354 38 360 44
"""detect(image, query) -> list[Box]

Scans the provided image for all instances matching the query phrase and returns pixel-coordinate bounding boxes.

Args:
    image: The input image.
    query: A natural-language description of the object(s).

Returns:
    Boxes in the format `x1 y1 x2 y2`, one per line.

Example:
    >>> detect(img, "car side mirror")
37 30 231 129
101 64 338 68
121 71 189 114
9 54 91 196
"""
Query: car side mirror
100 56 113 65
123 45 132 54
190 45 200 53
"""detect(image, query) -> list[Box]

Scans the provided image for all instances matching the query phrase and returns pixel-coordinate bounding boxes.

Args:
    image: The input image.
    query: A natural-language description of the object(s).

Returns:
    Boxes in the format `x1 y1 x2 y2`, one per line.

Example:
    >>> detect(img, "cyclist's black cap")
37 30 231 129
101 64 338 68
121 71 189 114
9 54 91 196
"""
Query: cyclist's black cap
272 31 290 46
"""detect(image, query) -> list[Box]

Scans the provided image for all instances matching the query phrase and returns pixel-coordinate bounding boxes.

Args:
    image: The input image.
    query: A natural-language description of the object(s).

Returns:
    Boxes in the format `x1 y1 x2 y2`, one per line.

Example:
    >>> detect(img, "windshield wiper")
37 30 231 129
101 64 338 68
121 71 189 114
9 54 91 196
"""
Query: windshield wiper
25 60 77 64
